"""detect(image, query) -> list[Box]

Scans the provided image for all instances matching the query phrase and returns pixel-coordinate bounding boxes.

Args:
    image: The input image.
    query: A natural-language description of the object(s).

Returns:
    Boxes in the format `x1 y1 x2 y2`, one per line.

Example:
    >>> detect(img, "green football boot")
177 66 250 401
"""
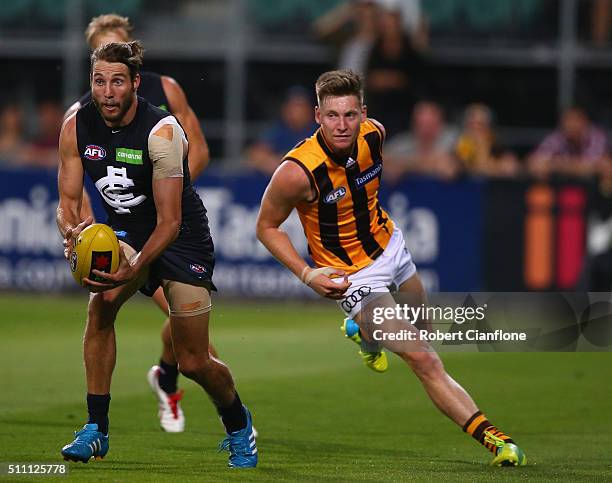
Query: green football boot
341 318 388 373
486 431 527 467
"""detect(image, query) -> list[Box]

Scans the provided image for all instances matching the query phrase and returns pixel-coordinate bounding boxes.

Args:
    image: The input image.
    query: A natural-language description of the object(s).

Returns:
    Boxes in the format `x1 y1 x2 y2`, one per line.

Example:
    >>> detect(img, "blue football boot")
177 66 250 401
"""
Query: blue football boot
218 406 258 468
61 423 109 463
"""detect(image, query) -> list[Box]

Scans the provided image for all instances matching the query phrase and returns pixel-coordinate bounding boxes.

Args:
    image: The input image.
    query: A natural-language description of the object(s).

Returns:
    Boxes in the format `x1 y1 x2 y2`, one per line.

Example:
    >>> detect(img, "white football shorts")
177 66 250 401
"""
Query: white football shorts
335 226 417 319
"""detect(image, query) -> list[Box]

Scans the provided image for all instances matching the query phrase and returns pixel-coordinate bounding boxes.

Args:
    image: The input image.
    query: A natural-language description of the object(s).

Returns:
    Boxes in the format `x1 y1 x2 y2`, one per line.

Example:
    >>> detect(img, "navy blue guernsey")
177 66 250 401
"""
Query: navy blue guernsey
76 96 211 251
79 71 169 112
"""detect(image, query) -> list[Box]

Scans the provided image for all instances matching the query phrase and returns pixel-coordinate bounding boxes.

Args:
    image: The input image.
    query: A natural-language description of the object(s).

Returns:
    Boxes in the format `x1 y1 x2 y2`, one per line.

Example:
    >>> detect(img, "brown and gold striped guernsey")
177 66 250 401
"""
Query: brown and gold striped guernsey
284 119 394 275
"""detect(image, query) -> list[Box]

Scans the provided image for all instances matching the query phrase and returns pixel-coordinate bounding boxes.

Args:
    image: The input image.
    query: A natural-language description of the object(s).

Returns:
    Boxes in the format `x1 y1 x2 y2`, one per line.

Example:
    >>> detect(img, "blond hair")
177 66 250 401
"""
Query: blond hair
315 70 364 106
85 14 133 49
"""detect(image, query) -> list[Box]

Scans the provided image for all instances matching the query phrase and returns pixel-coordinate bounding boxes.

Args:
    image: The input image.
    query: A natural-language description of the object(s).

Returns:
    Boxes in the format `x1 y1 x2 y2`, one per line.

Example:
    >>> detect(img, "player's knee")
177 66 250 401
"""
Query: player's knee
177 353 213 381
160 318 172 344
403 351 445 381
87 293 120 329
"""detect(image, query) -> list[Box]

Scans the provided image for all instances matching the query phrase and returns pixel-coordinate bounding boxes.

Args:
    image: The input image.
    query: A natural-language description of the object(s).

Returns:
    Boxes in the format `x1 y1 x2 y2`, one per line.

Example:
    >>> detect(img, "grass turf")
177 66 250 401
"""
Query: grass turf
1 293 611 482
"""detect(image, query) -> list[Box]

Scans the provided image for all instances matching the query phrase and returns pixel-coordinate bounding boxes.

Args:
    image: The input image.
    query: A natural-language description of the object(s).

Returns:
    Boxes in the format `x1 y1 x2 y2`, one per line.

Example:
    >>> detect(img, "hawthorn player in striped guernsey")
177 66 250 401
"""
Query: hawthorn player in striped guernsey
256 69 526 466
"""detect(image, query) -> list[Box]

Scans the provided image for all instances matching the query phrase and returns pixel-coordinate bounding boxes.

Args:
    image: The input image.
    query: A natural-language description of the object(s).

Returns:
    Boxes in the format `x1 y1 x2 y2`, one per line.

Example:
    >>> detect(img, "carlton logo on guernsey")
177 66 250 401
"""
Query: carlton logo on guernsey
284 119 394 274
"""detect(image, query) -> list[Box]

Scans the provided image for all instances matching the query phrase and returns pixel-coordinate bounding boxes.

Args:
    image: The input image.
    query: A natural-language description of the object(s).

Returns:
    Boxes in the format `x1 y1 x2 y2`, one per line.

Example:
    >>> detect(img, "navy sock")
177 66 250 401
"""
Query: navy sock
217 392 247 434
87 393 110 435
158 359 179 394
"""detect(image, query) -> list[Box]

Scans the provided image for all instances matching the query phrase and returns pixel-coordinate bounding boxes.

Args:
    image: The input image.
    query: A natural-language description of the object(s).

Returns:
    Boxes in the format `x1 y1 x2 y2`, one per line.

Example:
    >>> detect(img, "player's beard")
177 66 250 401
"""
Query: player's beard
94 90 135 126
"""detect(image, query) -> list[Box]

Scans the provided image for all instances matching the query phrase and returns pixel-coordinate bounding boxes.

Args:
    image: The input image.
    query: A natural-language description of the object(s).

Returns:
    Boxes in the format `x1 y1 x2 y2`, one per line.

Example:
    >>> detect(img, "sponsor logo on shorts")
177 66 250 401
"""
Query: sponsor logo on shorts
114 230 127 238
116 148 143 165
84 145 106 161
324 186 347 204
70 251 77 272
354 163 382 188
190 263 207 274
341 286 372 312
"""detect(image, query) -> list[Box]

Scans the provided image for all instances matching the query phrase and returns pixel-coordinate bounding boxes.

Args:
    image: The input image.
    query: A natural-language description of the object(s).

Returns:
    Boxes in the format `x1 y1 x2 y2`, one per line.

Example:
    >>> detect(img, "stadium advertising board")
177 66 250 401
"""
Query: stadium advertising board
0 168 68 292
0 168 483 294
484 179 590 291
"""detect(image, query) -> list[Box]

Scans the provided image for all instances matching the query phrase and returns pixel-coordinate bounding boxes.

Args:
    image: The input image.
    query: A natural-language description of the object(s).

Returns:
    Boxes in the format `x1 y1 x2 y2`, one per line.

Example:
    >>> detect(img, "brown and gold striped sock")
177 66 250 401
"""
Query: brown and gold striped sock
462 411 514 454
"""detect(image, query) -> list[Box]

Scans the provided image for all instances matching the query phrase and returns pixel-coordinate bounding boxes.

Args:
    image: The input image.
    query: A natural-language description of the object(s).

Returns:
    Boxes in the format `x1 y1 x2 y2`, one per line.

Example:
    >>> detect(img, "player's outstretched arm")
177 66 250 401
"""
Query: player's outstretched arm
62 101 96 221
133 122 184 269
256 161 310 278
162 76 210 180
56 114 92 260
256 161 350 299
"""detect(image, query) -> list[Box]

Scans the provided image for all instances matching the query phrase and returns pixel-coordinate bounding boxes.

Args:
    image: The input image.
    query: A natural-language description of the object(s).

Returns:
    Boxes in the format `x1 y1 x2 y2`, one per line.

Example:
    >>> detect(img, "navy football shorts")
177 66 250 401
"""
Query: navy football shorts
113 228 216 296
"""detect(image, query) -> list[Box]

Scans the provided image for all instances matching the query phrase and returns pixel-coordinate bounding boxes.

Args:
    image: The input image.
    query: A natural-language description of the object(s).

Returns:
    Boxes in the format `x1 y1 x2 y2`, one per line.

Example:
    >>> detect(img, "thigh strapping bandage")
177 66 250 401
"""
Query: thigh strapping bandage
162 280 212 317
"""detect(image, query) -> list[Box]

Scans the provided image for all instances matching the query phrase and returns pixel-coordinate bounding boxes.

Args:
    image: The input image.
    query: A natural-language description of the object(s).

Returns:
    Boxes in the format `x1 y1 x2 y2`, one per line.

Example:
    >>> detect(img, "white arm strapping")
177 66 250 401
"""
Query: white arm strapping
300 266 339 286
148 117 187 180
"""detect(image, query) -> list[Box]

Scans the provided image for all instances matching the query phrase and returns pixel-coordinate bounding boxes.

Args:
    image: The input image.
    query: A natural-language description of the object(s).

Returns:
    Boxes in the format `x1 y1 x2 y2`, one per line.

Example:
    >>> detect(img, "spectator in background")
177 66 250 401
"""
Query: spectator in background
22 100 64 168
455 103 520 177
314 0 380 76
314 0 427 77
365 4 427 137
247 86 318 176
0 102 26 165
384 101 459 182
528 106 609 178
592 0 612 47
376 0 428 51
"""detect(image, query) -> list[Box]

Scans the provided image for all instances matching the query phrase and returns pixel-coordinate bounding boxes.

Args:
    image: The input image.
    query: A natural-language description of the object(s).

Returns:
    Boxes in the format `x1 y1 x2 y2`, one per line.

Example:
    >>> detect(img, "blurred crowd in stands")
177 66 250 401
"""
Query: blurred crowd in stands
0 99 63 169
2 0 612 192
245 0 612 190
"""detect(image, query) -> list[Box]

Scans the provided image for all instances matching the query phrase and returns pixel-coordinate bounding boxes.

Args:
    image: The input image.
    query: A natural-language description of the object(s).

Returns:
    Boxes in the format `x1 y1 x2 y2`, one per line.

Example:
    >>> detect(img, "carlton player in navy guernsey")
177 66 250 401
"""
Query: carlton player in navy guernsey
63 14 214 434
56 41 257 468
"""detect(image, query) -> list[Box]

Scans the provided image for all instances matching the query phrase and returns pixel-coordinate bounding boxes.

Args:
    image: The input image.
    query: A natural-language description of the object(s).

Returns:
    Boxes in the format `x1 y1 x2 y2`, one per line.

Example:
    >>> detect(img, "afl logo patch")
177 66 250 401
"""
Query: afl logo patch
324 186 347 204
190 263 207 274
84 145 107 161
70 251 78 272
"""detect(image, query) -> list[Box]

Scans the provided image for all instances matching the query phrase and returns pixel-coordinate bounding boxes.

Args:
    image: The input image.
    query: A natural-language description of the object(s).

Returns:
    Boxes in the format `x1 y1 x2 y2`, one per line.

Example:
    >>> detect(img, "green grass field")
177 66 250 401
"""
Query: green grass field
1 293 611 482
